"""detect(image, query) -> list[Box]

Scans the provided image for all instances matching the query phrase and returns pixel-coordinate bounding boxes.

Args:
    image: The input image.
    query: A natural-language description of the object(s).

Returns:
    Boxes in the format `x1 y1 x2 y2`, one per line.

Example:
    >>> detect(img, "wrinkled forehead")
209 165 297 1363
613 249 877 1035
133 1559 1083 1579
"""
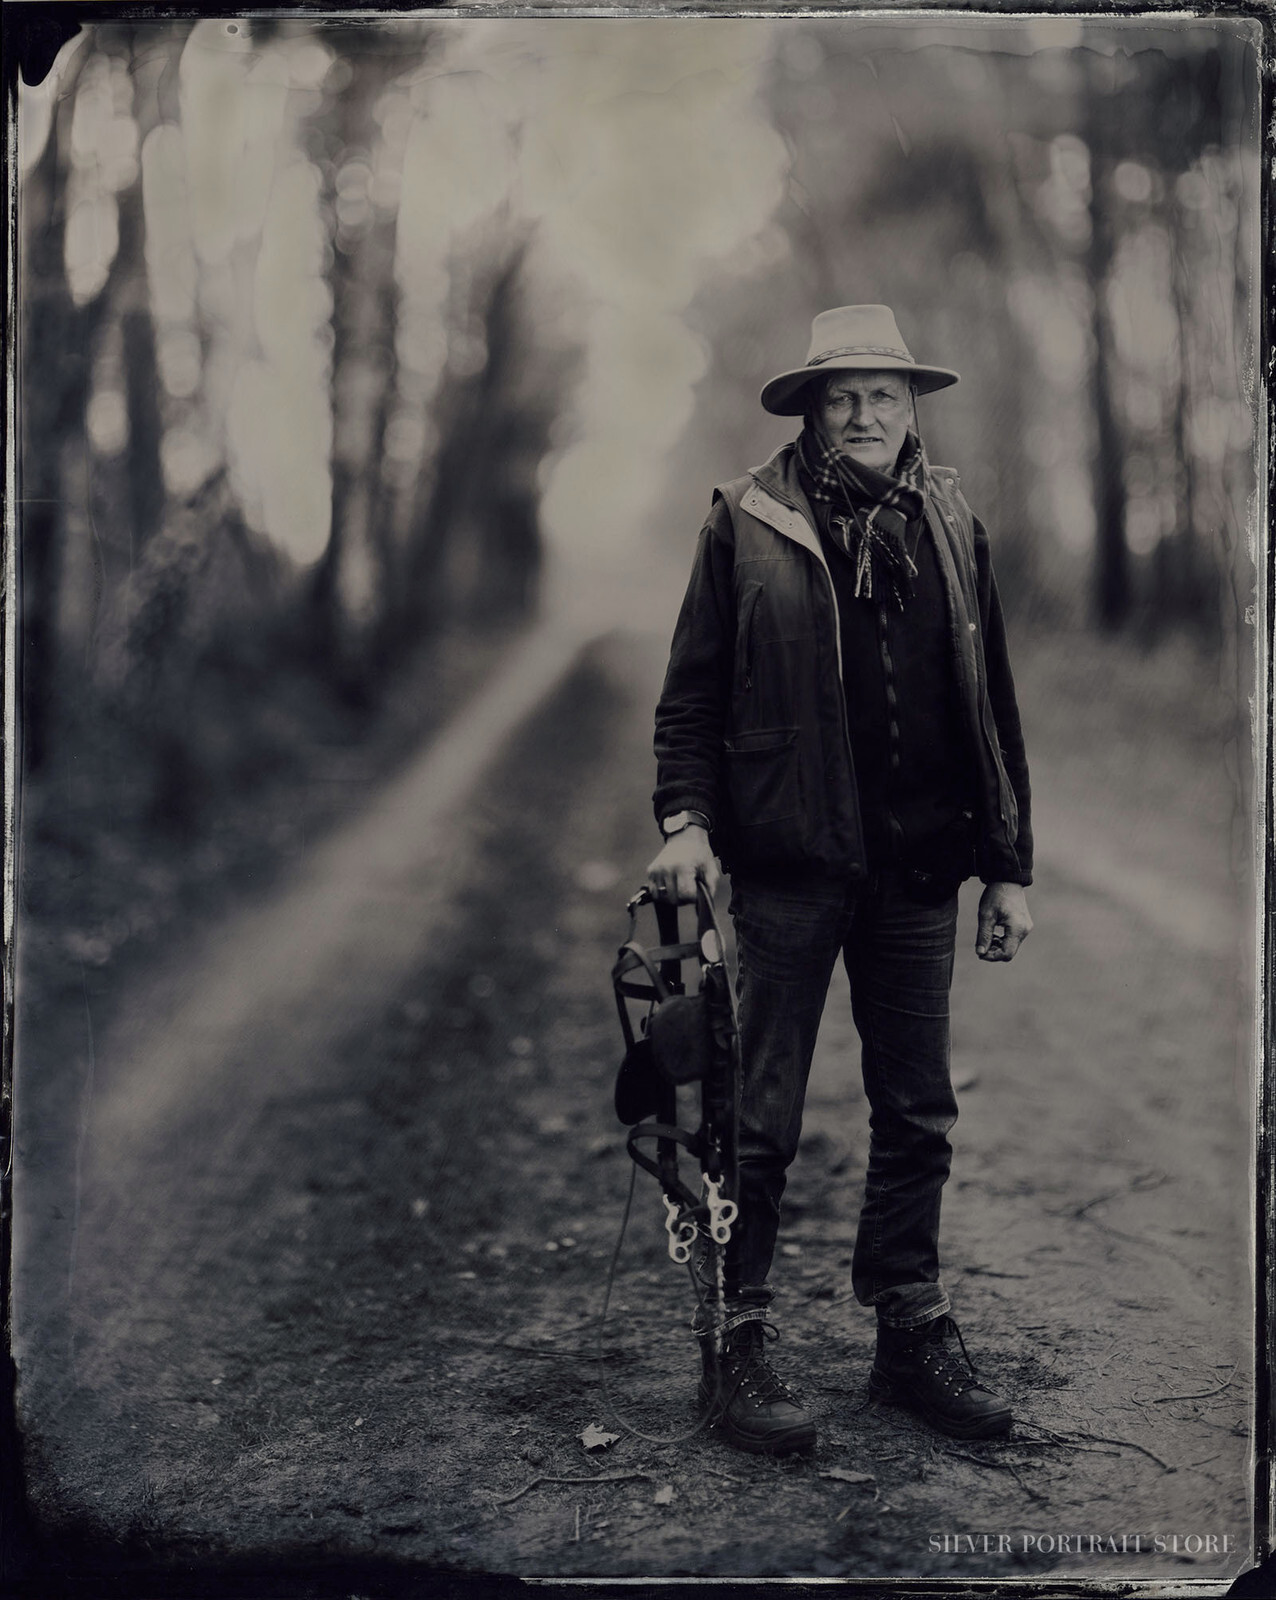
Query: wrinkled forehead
820 369 913 400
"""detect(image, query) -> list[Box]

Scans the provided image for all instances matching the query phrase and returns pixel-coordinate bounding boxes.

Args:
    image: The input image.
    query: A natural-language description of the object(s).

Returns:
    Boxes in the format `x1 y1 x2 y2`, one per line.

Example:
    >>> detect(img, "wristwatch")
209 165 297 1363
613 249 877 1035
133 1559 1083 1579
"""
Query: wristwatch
661 809 711 838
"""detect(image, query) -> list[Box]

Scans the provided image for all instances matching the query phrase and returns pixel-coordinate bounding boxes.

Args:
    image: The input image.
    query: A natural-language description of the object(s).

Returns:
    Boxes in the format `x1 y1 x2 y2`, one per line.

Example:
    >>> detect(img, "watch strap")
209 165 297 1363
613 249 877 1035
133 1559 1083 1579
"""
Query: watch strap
662 808 712 837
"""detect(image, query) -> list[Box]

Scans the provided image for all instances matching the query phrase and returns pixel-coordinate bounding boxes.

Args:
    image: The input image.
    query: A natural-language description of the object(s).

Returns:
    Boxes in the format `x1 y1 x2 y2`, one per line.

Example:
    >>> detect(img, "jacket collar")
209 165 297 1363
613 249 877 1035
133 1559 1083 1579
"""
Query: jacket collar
748 441 810 518
741 440 968 624
737 442 825 564
738 441 831 560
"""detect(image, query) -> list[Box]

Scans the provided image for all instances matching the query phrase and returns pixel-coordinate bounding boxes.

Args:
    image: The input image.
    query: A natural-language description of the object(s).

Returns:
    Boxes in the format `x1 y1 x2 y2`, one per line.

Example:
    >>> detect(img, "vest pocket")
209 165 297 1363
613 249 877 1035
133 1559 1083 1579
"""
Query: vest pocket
723 725 802 827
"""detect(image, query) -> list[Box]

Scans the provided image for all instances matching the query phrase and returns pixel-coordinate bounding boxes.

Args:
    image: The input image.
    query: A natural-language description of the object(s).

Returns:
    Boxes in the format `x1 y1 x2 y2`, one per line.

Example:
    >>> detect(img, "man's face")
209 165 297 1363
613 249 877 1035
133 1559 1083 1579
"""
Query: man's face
813 370 912 472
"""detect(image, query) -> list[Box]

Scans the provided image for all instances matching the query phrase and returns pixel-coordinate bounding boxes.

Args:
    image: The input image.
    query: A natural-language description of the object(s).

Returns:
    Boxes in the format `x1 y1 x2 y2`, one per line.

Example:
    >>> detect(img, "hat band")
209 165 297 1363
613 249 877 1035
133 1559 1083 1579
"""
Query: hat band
808 345 913 366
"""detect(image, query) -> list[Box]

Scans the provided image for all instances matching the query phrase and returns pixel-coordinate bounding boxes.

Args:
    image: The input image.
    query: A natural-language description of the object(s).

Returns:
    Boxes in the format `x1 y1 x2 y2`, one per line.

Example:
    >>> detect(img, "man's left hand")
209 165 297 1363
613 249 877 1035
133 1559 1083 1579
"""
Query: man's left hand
976 882 1032 962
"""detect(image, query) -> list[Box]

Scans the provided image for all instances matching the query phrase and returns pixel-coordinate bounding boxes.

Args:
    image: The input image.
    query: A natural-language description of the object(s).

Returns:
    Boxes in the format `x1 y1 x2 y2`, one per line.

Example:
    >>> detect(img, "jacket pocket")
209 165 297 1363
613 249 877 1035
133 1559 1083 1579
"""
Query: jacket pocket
723 725 802 827
734 581 763 693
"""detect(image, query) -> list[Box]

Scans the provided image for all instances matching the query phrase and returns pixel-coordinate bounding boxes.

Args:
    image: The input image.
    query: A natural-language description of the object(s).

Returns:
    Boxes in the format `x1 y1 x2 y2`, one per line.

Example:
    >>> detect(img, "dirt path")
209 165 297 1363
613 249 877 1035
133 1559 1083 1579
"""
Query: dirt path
12 624 1255 1590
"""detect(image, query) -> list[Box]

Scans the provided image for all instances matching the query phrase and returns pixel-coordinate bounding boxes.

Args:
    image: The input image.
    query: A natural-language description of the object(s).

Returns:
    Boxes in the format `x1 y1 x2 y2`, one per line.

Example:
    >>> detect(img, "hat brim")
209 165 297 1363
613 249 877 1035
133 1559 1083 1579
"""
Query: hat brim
760 355 960 416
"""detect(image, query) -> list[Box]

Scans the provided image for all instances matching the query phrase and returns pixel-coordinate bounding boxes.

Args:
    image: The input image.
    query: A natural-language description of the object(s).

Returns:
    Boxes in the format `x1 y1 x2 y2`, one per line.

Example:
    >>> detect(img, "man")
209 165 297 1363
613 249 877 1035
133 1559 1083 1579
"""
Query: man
646 305 1033 1455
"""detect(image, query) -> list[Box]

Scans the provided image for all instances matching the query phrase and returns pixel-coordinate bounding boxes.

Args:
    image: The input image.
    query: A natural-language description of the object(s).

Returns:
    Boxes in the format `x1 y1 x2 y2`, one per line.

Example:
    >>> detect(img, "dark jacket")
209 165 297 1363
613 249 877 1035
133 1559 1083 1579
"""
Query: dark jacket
652 443 1032 886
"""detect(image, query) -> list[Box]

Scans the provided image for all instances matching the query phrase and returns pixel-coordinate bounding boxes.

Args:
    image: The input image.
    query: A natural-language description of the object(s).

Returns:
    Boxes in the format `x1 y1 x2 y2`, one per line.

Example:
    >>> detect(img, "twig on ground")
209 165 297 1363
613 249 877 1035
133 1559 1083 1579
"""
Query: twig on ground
572 1505 581 1542
937 1447 1048 1504
1013 1422 1120 1457
1004 1459 1049 1504
700 1465 746 1484
1149 1364 1237 1404
939 1447 1005 1469
1130 1170 1171 1191
1058 1171 1169 1222
1055 1186 1121 1219
494 1342 590 1359
1021 1440 1120 1459
493 1471 654 1507
1069 1431 1176 1472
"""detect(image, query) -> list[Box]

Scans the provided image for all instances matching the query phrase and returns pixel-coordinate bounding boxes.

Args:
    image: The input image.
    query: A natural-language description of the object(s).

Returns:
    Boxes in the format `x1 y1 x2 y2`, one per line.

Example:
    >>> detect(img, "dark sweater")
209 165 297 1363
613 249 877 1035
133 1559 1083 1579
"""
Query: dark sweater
812 500 984 893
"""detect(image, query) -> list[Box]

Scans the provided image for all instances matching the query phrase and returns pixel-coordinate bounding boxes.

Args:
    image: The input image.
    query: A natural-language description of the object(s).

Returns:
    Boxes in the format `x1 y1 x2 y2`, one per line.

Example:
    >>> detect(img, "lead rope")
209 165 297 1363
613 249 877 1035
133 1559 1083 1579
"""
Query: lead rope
593 1164 729 1444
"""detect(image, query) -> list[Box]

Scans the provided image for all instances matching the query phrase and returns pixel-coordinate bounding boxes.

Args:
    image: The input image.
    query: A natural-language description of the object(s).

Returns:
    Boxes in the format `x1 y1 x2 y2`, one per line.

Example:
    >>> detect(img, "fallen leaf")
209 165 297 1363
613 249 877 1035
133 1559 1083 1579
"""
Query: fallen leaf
819 1468 874 1485
653 1484 674 1505
579 1423 620 1452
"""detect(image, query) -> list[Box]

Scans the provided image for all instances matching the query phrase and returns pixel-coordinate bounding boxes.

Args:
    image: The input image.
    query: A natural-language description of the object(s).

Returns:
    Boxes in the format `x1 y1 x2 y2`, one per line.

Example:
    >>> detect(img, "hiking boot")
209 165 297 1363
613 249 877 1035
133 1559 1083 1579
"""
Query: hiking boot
696 1307 817 1455
869 1314 1011 1439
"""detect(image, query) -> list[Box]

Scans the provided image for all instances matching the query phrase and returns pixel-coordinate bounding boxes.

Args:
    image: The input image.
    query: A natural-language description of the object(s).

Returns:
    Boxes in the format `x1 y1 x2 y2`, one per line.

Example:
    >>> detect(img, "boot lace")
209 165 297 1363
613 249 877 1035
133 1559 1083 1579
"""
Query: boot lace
907 1315 981 1397
729 1323 801 1408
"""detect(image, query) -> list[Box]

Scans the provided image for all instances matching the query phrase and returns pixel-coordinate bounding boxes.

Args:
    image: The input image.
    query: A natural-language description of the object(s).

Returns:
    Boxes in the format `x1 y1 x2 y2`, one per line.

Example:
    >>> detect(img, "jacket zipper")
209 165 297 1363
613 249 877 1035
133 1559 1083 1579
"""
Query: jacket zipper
737 582 763 693
879 601 907 859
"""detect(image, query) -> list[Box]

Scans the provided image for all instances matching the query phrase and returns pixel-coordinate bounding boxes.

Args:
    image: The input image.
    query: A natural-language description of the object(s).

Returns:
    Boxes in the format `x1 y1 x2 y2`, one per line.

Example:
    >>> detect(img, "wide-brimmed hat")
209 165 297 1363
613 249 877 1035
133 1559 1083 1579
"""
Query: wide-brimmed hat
760 305 961 416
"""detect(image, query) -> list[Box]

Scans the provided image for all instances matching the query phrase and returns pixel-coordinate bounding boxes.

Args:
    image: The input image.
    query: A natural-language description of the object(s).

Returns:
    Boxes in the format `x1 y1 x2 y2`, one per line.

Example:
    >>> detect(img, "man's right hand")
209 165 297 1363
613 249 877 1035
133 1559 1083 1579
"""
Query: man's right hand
645 826 719 905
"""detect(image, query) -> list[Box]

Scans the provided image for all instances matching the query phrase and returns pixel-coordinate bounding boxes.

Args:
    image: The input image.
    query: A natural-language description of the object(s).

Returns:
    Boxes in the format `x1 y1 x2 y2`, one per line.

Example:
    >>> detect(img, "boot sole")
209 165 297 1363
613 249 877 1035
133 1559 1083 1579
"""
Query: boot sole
721 1417 818 1455
697 1385 818 1455
867 1369 1012 1440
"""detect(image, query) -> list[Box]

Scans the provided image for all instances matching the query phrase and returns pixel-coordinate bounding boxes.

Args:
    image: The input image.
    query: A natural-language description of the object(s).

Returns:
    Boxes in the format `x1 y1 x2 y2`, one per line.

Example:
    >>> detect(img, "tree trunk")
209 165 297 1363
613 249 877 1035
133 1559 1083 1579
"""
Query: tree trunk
19 46 96 774
1084 65 1131 633
313 28 421 699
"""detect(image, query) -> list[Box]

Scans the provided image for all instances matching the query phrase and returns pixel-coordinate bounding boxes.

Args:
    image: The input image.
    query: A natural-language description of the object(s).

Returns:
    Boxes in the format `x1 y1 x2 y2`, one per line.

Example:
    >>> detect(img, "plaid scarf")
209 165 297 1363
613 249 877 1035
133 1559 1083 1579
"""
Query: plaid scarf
796 422 928 609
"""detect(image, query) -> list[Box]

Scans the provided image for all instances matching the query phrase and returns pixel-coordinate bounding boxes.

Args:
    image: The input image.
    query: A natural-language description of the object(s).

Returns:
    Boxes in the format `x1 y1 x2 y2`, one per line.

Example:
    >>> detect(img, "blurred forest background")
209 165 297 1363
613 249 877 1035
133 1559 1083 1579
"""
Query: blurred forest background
14 14 1261 976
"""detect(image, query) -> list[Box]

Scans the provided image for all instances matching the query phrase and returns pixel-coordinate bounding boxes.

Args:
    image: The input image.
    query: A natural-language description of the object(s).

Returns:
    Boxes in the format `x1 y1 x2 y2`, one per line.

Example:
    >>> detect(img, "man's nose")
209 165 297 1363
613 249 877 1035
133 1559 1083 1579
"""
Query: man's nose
848 395 873 426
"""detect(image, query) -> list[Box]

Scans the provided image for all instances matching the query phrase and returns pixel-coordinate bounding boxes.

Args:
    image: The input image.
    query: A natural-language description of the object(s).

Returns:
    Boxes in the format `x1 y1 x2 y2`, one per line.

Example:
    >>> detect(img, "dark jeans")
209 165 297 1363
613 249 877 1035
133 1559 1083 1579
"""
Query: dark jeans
727 870 959 1330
